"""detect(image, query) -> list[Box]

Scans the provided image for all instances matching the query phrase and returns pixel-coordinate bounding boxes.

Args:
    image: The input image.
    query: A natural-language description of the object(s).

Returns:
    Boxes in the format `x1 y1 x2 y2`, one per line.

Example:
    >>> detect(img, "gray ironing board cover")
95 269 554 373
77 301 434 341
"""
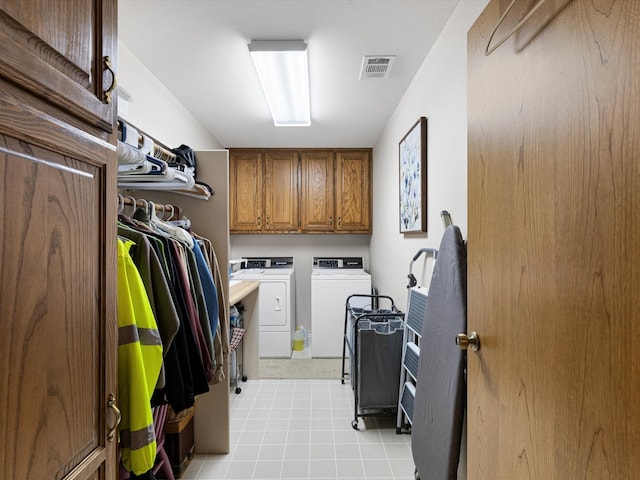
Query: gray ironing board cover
411 225 467 480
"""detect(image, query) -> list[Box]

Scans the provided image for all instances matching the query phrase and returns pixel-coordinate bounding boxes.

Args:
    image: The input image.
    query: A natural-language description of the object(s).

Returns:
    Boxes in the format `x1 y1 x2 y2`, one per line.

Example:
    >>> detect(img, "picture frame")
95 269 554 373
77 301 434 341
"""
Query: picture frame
399 117 427 233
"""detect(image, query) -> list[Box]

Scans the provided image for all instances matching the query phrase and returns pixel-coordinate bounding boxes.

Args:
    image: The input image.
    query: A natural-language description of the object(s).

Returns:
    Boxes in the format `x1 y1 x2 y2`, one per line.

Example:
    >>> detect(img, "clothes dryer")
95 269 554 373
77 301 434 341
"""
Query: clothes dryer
231 257 295 358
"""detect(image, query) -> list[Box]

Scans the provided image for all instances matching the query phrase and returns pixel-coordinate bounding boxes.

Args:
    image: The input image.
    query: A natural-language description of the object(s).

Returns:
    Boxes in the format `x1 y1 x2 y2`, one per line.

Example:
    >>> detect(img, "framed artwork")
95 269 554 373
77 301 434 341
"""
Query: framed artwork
399 117 427 233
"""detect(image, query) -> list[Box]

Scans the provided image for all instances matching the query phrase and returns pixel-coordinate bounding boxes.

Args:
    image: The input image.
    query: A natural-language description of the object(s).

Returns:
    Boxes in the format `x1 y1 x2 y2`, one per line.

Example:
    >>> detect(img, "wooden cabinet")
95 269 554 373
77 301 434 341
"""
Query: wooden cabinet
229 150 263 231
0 1 117 133
0 2 117 480
300 150 334 232
230 148 371 234
263 150 299 232
335 150 371 232
229 149 298 232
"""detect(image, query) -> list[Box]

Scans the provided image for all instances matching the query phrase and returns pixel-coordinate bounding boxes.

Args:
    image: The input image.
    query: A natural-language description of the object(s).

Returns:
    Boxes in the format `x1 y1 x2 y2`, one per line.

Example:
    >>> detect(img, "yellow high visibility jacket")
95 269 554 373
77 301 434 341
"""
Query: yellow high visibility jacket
117 239 163 474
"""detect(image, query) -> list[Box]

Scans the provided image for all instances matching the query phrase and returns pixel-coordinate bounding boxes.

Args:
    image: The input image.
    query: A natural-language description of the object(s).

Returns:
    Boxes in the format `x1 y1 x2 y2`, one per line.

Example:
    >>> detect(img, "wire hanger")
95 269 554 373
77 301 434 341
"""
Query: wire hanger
117 194 124 214
163 204 175 221
149 200 194 247
485 0 547 56
124 196 137 216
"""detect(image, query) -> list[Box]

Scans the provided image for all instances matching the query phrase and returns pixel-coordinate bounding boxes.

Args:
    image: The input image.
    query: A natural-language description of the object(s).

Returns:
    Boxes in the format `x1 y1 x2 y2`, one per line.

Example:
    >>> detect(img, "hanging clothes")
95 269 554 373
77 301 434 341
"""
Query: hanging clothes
145 205 221 384
118 206 220 411
184 243 217 376
117 238 163 475
192 240 220 345
194 233 228 382
118 226 180 389
168 239 214 381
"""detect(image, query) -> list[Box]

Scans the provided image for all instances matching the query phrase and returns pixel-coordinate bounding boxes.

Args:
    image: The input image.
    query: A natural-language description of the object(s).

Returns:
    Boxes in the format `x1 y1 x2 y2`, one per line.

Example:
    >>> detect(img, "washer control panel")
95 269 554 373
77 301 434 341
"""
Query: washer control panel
313 257 364 270
241 257 294 269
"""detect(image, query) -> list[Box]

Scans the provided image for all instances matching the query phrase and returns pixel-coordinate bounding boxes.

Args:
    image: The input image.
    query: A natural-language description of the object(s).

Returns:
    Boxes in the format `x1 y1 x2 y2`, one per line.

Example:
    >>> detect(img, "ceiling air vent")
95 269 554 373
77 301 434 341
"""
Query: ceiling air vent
360 55 396 79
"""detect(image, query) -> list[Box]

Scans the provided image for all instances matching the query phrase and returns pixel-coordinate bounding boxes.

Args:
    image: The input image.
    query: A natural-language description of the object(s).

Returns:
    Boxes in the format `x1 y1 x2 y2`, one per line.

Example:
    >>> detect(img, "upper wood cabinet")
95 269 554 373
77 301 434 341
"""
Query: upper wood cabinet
335 150 371 232
229 149 299 233
0 1 117 134
230 148 371 234
0 2 117 480
263 150 299 232
300 150 335 232
229 150 264 231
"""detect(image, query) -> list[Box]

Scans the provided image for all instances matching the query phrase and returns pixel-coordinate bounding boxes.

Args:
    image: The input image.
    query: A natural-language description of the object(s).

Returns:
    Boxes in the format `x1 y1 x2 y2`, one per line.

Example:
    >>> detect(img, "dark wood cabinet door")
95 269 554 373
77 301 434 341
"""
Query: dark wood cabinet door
0 133 117 480
0 0 117 133
0 1 117 479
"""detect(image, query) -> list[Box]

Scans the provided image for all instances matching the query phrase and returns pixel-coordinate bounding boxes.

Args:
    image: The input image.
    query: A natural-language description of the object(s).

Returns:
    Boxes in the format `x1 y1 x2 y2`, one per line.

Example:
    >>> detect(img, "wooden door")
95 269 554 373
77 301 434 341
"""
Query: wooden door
300 150 334 232
335 150 371 233
467 1 640 478
229 150 264 232
263 150 299 232
0 2 117 479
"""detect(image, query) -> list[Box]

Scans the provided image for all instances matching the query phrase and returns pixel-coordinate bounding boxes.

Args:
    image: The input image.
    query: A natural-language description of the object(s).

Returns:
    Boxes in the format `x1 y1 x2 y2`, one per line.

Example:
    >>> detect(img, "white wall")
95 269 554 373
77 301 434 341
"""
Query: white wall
371 4 487 479
117 41 223 149
370 1 488 312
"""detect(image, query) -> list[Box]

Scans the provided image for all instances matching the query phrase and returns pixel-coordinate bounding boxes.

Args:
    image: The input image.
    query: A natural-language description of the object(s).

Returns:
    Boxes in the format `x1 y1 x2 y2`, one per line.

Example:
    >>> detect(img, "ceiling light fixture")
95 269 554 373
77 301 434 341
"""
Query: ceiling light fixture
248 40 311 127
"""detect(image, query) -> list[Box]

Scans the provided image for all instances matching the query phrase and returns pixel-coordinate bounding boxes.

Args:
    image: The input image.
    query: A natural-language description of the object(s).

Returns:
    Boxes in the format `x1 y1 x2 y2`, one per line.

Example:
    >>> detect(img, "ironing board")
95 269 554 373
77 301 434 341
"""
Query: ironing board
411 225 467 480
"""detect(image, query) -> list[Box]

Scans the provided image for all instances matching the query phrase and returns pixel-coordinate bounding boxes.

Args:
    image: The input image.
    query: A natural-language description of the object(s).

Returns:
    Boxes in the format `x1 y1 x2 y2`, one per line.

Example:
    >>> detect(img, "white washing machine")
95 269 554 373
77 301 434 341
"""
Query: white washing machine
231 257 295 358
311 257 372 357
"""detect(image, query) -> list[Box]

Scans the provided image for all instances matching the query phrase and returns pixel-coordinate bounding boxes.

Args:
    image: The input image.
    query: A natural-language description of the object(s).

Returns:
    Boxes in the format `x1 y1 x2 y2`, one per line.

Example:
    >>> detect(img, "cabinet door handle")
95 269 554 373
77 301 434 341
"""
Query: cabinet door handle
257 216 261 226
103 56 117 104
338 217 342 226
266 216 270 225
106 393 121 442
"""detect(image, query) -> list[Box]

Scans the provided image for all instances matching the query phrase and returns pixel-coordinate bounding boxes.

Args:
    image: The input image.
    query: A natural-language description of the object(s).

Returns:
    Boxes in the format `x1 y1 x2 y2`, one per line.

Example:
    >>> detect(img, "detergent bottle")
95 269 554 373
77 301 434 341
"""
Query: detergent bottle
293 328 304 351
299 325 309 348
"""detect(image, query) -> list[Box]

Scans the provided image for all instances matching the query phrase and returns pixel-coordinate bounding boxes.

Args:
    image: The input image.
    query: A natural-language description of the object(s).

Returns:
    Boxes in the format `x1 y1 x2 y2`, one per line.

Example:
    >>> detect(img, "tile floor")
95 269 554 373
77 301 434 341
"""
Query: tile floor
180 379 415 479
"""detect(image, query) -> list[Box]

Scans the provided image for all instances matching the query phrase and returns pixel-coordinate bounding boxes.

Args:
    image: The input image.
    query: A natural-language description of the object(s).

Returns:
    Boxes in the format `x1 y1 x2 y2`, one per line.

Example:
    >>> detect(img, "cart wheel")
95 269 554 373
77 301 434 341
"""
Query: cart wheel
351 420 358 430
341 379 345 385
395 427 402 434
241 375 248 382
414 467 420 480
235 387 242 394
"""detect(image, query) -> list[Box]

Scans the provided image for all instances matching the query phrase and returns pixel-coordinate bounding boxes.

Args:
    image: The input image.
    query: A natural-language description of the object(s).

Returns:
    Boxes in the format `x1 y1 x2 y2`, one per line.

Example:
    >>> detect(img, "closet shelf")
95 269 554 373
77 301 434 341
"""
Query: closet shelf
117 117 212 200
119 182 212 200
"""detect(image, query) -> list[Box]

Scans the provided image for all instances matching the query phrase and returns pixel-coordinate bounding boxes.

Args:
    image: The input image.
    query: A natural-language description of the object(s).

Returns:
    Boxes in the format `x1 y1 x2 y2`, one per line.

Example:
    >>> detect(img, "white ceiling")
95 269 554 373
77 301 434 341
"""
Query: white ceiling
118 0 459 148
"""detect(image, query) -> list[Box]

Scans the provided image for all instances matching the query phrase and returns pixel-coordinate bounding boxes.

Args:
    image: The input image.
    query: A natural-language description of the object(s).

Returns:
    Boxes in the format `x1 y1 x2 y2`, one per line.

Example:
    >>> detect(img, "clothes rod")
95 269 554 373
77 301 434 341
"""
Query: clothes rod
117 118 177 162
118 194 180 220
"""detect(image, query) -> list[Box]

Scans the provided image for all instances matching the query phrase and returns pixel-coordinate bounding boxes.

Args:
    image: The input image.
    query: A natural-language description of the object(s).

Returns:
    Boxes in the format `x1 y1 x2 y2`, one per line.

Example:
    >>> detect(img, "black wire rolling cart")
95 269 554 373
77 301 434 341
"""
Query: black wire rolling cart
341 293 405 430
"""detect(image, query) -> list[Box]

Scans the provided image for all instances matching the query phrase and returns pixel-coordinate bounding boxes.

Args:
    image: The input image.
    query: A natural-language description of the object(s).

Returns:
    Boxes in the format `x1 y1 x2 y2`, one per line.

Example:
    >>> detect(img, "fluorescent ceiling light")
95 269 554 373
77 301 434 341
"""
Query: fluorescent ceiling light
248 40 311 127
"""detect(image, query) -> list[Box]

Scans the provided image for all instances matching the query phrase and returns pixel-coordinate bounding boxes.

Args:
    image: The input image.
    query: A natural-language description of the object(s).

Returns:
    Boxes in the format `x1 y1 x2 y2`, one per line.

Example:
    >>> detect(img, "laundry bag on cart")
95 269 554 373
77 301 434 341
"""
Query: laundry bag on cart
357 318 404 409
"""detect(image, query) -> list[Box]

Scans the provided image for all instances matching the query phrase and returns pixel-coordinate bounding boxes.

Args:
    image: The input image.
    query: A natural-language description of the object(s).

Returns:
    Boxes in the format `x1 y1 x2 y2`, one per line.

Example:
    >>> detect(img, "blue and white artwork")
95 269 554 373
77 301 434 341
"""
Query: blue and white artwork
399 118 426 232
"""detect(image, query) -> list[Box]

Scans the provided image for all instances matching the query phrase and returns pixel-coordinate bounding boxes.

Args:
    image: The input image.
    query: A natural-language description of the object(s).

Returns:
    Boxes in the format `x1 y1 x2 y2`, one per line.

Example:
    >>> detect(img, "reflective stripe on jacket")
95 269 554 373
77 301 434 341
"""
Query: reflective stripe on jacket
117 239 163 474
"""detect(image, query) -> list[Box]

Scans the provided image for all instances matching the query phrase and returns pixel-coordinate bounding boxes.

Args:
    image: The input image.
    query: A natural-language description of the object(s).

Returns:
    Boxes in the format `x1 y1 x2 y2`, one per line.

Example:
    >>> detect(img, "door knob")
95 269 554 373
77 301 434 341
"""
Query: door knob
456 332 480 351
